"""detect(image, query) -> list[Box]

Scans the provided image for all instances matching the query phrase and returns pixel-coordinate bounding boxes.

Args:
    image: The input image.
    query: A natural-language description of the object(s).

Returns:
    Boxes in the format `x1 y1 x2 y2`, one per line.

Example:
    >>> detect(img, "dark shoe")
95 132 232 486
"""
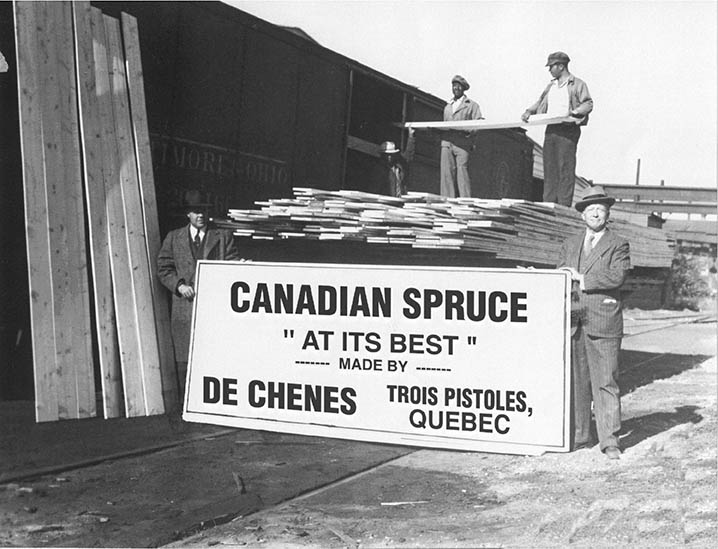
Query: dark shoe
603 446 621 460
572 441 595 451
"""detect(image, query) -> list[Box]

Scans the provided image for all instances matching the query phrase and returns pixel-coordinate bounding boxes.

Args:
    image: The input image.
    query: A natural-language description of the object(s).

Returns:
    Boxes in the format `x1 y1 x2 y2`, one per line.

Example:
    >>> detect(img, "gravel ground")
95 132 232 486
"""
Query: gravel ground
1 315 714 548
172 321 717 548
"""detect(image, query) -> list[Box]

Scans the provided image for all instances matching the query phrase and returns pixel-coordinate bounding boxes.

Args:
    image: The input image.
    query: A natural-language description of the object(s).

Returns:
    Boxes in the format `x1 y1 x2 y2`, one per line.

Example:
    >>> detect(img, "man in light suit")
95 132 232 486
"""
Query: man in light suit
158 189 240 393
439 75 483 198
558 186 630 460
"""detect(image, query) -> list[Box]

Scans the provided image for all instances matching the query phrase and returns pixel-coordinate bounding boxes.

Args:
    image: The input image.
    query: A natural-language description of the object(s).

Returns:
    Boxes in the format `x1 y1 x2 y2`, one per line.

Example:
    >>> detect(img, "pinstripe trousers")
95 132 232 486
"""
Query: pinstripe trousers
571 323 622 450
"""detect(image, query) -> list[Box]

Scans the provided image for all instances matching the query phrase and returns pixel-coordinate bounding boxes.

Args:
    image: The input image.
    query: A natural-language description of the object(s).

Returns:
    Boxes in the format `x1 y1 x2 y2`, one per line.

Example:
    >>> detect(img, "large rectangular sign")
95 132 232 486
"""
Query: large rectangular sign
183 262 572 455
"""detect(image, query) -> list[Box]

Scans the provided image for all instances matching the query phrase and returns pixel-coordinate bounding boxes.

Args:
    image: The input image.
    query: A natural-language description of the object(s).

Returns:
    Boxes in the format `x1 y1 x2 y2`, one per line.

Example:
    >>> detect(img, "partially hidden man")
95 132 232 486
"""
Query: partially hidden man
522 51 593 207
379 127 416 197
158 189 240 393
439 74 483 198
558 186 630 460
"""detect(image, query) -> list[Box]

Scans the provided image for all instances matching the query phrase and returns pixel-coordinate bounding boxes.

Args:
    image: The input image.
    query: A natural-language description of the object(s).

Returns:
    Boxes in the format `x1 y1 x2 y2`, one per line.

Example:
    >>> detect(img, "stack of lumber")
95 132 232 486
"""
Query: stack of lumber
220 188 675 269
15 1 175 422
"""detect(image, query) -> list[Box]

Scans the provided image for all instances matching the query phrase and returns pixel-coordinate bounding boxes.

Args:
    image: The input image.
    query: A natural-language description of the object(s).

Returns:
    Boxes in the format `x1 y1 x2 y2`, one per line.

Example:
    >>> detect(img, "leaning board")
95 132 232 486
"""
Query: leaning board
15 1 96 422
121 12 179 411
103 14 165 416
73 0 123 419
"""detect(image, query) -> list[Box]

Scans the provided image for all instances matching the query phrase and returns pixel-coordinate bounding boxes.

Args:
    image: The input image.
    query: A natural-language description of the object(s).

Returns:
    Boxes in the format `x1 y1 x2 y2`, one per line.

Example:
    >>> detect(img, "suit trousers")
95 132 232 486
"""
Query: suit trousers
440 144 471 197
571 323 622 450
543 124 581 206
176 361 188 397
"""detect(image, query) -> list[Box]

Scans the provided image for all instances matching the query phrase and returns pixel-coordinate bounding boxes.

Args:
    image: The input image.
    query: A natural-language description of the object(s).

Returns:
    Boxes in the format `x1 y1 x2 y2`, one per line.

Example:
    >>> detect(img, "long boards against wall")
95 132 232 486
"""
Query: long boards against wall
14 1 177 422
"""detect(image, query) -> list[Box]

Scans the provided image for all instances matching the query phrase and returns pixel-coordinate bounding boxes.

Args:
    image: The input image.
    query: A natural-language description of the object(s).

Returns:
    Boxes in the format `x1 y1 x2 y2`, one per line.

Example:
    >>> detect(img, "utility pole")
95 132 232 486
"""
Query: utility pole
635 158 641 185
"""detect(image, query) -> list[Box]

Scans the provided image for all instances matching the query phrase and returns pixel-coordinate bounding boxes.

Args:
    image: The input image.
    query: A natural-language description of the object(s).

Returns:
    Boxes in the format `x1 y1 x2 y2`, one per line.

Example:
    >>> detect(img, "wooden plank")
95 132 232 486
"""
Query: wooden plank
91 7 145 417
15 1 96 421
46 0 96 420
73 1 122 418
600 184 716 203
14 1 59 422
104 14 165 416
347 135 380 157
613 201 717 216
121 12 179 411
663 219 717 234
404 115 574 130
36 1 78 420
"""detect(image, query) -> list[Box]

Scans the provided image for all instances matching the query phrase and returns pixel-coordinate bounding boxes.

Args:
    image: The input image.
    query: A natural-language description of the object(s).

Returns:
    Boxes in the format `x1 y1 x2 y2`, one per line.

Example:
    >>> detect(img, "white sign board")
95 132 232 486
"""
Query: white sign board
183 261 572 455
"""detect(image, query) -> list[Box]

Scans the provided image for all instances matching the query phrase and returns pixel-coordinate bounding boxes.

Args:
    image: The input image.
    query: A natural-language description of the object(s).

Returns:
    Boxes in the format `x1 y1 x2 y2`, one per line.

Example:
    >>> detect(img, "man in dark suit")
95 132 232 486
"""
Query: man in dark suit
157 189 239 393
379 128 415 197
558 186 631 460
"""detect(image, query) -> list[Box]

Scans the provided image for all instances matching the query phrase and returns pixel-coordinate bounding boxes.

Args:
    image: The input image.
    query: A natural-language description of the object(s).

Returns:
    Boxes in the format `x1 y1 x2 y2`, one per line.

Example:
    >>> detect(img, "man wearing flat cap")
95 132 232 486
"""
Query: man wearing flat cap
157 189 240 394
439 74 483 197
558 186 630 460
522 52 593 207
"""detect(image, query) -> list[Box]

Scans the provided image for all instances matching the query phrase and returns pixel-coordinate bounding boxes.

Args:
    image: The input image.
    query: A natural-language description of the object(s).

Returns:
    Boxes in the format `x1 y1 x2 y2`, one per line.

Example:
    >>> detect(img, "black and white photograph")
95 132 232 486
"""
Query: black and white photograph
0 0 716 547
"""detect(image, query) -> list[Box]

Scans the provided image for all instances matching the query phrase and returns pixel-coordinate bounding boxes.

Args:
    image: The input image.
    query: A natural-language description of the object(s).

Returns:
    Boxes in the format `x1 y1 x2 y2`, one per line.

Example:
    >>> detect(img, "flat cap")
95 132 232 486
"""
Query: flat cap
545 51 571 66
451 74 470 90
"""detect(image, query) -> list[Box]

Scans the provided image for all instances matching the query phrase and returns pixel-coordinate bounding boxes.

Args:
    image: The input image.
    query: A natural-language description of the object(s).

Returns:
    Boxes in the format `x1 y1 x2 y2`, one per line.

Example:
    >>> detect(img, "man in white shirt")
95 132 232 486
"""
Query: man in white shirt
521 52 593 206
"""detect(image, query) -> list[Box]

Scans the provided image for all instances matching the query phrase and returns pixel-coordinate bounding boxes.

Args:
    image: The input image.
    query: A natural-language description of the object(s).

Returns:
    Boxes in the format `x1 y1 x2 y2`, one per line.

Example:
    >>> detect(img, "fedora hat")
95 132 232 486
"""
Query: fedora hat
379 141 400 155
545 51 570 66
451 74 470 90
182 189 212 212
575 185 616 212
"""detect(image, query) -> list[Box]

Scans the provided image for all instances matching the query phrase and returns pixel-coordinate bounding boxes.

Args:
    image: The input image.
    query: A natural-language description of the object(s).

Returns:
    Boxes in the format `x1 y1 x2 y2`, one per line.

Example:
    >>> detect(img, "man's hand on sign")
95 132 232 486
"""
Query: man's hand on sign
178 283 195 300
559 266 584 284
520 111 531 123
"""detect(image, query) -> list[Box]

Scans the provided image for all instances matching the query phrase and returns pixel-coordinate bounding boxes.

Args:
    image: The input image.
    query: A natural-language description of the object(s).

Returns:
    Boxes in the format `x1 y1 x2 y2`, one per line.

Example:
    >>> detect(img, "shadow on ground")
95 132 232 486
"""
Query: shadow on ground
619 405 704 450
619 350 711 395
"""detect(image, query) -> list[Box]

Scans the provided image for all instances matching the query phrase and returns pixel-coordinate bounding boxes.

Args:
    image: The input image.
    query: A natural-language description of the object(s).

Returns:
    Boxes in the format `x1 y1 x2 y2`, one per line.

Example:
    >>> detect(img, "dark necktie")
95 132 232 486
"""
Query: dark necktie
583 234 595 258
193 233 201 251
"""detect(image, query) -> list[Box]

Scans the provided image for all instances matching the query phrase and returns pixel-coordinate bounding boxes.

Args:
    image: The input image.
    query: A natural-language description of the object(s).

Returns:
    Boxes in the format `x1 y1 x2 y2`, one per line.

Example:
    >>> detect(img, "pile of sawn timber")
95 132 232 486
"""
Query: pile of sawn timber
219 188 675 269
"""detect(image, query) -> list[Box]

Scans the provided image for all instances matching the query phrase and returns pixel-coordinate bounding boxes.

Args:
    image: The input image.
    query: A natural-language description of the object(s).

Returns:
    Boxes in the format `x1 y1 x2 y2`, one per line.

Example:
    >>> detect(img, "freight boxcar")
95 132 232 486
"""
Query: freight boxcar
94 1 535 227
0 1 534 400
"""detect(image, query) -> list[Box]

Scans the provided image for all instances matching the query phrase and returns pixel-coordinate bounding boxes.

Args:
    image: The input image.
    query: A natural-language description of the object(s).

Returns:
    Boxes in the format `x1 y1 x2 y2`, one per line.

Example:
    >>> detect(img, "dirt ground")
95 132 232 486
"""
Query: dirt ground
0 311 715 548
168 319 718 548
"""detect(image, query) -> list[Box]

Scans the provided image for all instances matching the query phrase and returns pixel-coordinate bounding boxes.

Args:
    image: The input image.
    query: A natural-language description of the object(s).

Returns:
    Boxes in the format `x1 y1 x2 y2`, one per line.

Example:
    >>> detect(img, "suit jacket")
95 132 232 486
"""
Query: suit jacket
441 96 483 150
157 224 240 362
558 229 631 338
385 133 416 197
